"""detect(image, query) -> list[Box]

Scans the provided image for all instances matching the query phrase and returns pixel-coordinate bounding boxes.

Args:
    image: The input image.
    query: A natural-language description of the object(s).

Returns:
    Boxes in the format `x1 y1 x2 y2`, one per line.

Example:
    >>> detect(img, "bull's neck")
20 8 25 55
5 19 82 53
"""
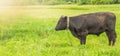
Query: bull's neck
66 17 70 29
67 17 75 30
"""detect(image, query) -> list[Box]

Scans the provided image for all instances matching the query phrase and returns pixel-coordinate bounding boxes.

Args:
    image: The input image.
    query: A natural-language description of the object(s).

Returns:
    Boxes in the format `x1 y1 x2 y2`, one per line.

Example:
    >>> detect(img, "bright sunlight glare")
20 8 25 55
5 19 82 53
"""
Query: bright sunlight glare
0 0 14 6
0 0 13 13
0 0 24 15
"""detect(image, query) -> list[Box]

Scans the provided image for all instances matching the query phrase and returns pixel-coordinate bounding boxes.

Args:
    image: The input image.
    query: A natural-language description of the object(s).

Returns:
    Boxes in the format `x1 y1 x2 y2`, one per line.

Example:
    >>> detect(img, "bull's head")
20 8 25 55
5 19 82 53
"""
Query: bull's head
55 16 67 31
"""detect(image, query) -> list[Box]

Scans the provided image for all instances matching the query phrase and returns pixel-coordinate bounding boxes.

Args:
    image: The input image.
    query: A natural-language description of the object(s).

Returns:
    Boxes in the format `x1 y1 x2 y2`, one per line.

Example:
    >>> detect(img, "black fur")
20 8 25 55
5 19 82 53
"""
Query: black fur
55 12 116 46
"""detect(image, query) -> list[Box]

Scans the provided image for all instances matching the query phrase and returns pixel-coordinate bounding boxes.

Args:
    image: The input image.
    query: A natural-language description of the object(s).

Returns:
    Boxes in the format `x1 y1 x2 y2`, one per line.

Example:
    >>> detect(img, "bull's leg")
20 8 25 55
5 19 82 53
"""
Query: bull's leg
77 29 88 45
105 31 111 46
105 30 116 46
79 35 86 45
78 32 87 45
111 31 116 46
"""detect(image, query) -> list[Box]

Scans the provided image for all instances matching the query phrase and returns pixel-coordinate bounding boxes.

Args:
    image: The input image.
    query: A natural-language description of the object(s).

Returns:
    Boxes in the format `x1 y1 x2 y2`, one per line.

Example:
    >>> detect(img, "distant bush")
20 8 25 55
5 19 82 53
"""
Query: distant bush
78 0 120 5
15 0 120 5
42 0 120 5
90 0 116 4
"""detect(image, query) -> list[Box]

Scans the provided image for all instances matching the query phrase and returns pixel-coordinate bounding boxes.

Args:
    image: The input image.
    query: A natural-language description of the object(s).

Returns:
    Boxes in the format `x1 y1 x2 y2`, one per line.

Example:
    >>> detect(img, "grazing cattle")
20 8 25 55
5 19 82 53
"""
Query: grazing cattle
55 12 116 46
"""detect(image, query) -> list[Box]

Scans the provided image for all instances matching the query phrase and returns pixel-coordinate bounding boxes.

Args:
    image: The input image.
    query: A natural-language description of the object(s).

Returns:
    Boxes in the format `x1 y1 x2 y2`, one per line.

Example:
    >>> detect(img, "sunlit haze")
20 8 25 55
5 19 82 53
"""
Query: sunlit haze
0 0 23 15
0 0 14 6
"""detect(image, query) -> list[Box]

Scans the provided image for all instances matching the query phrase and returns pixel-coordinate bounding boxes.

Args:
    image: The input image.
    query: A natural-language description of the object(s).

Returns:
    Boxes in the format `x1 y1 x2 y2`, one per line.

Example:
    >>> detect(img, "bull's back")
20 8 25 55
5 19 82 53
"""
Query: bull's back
79 12 116 34
80 12 116 26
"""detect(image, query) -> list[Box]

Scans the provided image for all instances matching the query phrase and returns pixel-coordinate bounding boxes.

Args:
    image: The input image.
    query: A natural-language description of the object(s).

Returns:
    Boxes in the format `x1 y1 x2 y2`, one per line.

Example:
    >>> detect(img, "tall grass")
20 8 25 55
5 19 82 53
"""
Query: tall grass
0 5 120 56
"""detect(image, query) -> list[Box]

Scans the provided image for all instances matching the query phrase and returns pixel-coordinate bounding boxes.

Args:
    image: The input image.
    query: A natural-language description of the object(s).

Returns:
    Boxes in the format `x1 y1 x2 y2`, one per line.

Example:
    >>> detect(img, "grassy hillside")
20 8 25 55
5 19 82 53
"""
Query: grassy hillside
0 5 120 56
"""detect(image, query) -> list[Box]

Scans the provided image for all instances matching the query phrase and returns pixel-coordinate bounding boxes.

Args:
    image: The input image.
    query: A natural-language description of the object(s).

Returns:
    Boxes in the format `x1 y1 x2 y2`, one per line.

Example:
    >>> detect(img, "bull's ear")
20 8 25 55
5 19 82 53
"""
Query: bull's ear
64 16 67 19
61 15 65 18
61 15 67 21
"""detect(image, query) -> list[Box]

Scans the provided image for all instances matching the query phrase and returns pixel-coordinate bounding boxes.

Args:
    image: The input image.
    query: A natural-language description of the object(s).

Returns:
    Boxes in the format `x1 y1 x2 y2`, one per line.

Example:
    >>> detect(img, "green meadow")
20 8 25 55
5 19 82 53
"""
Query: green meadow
0 5 120 56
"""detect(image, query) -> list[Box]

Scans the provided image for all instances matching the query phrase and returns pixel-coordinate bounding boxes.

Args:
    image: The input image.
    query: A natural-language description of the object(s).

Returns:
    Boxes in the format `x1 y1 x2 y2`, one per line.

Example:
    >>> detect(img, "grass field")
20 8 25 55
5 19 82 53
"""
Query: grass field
0 5 120 56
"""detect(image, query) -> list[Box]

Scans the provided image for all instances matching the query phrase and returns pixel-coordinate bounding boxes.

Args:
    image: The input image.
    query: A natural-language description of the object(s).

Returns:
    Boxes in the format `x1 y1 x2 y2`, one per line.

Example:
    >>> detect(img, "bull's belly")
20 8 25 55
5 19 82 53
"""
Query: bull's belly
88 28 105 36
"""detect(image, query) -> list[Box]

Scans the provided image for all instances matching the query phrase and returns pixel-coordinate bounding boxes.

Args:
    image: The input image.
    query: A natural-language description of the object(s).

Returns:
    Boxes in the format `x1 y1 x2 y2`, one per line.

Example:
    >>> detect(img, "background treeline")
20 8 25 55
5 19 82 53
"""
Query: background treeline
16 0 120 5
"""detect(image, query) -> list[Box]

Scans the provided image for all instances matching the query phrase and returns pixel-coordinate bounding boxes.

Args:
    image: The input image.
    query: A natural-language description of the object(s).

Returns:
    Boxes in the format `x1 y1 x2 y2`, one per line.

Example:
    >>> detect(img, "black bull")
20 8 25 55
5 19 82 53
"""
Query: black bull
55 12 117 46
